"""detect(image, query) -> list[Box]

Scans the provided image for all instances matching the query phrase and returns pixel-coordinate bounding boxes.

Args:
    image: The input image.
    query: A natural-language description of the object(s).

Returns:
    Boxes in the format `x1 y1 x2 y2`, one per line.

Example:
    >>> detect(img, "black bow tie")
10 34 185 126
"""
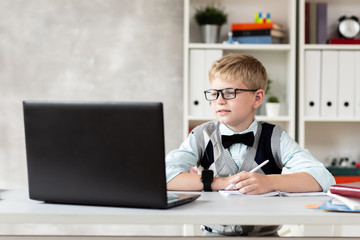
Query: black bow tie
221 132 255 149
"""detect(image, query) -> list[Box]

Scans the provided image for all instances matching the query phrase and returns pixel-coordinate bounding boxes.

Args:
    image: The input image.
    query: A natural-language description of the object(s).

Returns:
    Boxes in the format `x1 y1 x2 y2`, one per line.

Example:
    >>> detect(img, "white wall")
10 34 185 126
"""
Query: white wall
0 0 184 188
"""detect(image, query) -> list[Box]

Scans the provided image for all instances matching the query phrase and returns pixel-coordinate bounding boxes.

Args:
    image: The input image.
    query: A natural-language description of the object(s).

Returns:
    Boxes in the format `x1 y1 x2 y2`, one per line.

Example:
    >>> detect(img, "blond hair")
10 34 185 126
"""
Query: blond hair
208 54 267 91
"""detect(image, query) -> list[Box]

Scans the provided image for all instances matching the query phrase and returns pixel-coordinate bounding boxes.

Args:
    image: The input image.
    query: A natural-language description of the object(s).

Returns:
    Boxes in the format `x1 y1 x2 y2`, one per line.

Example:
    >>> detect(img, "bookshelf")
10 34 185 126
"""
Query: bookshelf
298 0 360 170
183 0 297 139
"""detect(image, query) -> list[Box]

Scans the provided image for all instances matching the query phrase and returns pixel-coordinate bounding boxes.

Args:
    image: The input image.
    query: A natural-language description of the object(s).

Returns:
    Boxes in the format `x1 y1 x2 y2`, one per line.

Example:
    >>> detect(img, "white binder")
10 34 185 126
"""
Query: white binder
321 50 338 117
189 49 222 117
338 51 355 117
304 50 321 117
204 49 222 116
189 49 206 116
355 51 360 117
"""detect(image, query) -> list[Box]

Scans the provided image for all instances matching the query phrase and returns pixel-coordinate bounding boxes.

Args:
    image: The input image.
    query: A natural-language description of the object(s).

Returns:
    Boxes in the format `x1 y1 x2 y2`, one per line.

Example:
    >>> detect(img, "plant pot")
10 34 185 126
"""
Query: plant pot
266 103 281 117
200 24 221 43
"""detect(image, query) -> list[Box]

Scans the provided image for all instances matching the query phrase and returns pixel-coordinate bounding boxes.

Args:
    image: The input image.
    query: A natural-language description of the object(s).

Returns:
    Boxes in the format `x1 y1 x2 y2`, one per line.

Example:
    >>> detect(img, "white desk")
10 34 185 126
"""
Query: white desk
0 189 359 239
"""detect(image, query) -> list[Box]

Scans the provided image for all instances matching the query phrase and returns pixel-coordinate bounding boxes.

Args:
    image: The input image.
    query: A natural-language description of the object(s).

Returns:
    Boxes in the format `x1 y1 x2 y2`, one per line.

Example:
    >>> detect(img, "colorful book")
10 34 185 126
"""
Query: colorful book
231 22 283 31
232 29 285 38
330 182 360 198
233 36 283 44
329 38 360 44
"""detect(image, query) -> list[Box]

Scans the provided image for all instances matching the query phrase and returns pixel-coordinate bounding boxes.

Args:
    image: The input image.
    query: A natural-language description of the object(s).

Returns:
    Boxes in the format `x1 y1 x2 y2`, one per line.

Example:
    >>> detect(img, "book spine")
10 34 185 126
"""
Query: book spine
232 29 271 37
233 36 282 44
305 1 310 44
330 186 360 198
309 2 317 44
329 38 360 44
231 23 274 31
317 2 327 44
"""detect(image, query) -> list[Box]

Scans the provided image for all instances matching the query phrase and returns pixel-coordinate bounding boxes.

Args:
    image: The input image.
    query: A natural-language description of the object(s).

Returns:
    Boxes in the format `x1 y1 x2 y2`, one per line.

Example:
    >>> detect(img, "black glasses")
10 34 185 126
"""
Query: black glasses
204 88 258 101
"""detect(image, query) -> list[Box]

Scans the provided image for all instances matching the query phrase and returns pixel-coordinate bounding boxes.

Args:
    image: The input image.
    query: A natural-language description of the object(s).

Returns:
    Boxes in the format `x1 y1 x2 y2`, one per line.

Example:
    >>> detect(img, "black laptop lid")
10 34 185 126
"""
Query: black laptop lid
23 101 168 208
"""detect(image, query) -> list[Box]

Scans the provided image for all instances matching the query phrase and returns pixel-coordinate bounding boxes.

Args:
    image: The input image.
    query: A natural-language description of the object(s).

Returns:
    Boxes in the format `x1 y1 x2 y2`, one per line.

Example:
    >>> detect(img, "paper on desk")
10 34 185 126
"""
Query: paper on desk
219 190 280 197
317 199 360 212
327 191 360 210
280 191 327 197
219 190 327 197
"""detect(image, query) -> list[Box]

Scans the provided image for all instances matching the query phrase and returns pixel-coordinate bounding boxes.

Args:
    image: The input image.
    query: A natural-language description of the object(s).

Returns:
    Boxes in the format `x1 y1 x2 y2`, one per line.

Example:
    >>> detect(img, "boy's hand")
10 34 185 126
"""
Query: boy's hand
228 171 274 194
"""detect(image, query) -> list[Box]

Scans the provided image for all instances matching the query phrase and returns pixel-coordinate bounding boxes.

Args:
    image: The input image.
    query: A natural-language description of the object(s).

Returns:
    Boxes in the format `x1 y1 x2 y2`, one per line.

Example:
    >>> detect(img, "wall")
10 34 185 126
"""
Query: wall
0 0 184 188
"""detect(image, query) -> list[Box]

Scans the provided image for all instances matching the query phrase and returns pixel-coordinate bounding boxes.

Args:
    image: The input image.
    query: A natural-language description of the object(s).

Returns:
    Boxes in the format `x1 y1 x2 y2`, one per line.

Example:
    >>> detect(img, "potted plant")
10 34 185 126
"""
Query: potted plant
194 3 227 43
265 79 281 116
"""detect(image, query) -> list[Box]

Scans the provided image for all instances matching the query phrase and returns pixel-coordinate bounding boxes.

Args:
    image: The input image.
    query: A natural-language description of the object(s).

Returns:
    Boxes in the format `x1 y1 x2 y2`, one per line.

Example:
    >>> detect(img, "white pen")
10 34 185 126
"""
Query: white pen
225 160 269 190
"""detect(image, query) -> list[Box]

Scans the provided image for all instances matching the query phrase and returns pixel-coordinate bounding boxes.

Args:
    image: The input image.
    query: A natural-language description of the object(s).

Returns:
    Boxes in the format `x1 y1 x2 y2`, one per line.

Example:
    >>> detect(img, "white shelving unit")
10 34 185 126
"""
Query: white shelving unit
183 0 297 139
298 0 360 164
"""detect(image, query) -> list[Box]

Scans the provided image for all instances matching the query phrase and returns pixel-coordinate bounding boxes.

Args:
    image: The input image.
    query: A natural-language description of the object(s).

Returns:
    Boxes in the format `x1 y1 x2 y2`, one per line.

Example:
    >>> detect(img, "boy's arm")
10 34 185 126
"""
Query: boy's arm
269 172 322 192
280 132 335 192
167 172 231 191
228 171 321 194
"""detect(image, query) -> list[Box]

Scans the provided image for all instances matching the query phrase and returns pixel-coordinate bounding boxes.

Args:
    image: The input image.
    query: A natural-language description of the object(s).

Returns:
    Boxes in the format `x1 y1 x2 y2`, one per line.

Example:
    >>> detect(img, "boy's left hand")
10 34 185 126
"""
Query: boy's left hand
229 171 274 194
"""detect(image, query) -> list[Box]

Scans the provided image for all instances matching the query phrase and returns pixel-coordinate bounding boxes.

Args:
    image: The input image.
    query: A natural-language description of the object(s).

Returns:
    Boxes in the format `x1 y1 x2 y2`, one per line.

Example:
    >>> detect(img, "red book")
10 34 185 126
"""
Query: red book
305 2 310 44
231 22 283 31
330 182 360 198
329 38 360 44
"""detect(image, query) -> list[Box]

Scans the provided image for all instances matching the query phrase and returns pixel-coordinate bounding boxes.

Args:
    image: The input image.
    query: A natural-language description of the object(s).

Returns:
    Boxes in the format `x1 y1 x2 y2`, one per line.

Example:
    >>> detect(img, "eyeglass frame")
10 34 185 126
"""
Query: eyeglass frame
203 88 259 101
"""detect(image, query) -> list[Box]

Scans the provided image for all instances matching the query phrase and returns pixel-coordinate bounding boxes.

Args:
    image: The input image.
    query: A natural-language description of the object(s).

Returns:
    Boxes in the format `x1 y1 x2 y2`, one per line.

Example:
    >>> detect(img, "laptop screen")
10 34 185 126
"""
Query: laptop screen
23 101 169 208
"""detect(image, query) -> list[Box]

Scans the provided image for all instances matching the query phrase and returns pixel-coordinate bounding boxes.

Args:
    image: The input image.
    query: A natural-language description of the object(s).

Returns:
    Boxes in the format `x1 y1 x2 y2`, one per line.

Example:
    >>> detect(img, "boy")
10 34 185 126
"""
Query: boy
165 54 335 236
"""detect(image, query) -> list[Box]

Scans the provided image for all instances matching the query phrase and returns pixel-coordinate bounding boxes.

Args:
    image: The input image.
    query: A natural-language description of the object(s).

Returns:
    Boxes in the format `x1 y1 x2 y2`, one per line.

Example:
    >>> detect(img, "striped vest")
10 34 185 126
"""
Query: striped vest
191 120 284 176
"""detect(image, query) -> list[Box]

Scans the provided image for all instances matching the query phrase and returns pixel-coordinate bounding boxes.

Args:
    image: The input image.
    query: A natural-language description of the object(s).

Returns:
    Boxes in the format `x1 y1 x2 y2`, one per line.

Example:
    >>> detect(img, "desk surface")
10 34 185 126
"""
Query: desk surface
0 189 359 226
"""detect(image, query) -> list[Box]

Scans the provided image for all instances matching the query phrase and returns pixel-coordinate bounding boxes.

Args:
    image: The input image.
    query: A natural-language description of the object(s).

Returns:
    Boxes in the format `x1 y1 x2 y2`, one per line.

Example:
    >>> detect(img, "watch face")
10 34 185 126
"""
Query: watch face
339 19 360 38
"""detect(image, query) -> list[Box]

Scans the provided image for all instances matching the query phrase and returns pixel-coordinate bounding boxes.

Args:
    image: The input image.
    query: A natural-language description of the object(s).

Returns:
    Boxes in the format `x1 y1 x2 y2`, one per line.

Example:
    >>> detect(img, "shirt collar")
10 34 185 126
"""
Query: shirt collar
219 119 258 136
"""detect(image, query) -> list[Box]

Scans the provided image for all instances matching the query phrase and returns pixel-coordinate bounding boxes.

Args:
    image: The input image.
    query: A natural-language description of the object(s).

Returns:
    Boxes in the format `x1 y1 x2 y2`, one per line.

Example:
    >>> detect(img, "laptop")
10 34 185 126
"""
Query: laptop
23 100 200 209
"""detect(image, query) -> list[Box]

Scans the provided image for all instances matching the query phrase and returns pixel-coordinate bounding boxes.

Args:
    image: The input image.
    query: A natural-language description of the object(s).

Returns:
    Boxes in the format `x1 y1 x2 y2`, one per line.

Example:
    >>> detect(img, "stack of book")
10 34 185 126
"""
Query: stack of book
231 22 285 44
325 182 360 211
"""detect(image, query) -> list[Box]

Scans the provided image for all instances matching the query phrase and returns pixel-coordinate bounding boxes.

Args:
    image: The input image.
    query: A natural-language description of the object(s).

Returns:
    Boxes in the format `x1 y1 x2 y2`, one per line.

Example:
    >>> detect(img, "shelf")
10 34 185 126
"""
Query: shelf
304 44 360 50
304 117 360 123
188 43 292 51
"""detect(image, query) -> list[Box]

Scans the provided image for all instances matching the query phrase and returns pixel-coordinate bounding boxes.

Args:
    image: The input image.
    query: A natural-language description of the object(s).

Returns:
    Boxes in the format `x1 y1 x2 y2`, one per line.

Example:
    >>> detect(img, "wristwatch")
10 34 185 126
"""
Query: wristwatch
201 169 213 191
338 16 360 38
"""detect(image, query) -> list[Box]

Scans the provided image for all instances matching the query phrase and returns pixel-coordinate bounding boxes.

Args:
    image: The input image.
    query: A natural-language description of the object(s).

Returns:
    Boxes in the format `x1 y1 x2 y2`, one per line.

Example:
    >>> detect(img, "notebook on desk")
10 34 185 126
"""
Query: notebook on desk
23 100 200 209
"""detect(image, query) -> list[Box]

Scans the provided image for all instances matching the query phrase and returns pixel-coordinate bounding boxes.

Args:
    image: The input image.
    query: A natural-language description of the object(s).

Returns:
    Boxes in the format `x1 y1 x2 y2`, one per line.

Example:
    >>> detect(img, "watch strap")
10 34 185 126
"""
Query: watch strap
201 169 213 192
203 181 212 191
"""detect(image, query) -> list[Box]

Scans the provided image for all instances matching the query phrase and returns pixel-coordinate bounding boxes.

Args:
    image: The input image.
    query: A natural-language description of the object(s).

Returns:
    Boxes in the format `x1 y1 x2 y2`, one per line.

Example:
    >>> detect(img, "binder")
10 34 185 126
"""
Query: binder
338 51 355 117
189 49 206 116
304 50 321 117
189 49 223 116
204 50 222 116
321 50 338 117
356 51 360 117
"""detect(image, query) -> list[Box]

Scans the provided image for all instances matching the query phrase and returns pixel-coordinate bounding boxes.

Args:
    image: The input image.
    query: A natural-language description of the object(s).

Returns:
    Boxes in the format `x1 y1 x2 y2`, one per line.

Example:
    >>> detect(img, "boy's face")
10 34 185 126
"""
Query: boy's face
209 78 264 132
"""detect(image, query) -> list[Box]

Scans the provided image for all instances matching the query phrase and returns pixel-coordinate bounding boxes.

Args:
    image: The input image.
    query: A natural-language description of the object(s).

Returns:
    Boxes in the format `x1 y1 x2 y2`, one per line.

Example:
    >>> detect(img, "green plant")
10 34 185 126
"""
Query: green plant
267 95 280 103
194 3 227 26
266 79 272 94
266 78 280 103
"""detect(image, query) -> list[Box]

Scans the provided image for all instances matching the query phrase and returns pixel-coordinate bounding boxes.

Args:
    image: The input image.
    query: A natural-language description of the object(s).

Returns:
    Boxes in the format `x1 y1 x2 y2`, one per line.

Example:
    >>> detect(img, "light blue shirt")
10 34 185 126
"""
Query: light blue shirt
165 119 335 192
